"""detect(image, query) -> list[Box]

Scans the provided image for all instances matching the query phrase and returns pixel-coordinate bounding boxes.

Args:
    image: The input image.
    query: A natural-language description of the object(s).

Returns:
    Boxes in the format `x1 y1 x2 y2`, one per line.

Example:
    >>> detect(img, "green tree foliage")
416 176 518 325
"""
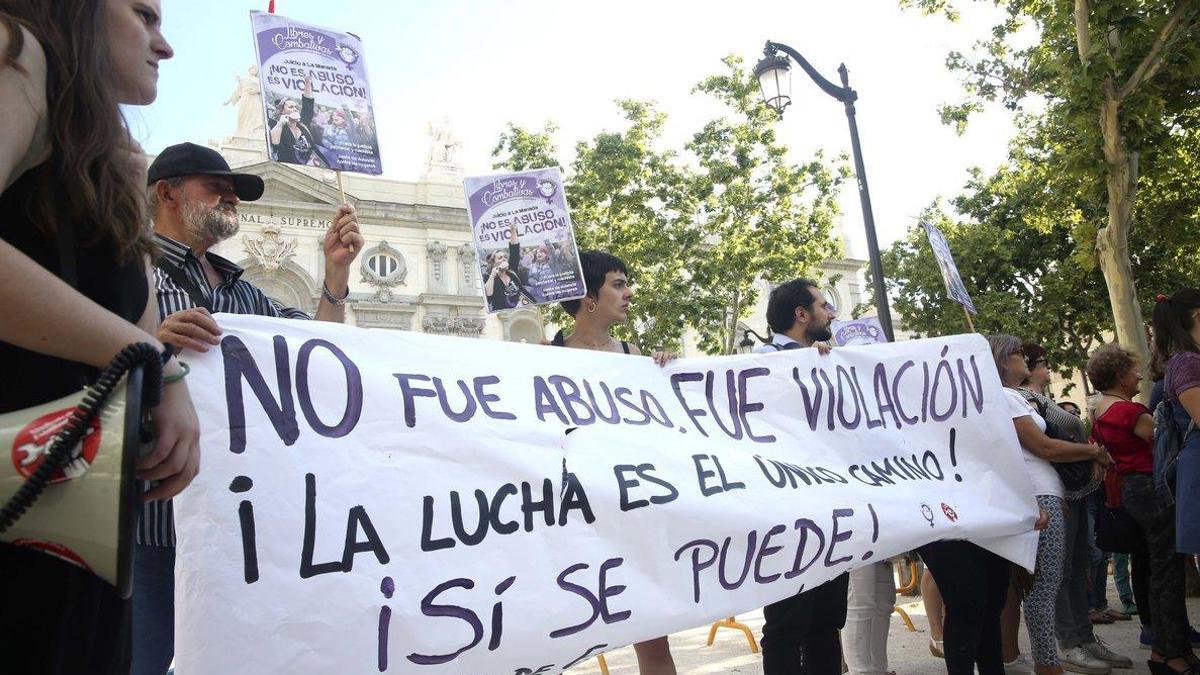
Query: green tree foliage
492 57 847 354
688 57 845 354
884 203 1109 394
491 122 561 172
883 106 1200 388
900 0 1200 394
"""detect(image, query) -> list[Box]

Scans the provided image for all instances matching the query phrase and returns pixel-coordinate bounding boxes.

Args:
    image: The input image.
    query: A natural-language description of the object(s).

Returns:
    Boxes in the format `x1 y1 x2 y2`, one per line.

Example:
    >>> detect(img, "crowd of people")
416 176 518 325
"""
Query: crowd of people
266 75 378 170
915 332 1200 675
0 2 1197 675
482 220 583 310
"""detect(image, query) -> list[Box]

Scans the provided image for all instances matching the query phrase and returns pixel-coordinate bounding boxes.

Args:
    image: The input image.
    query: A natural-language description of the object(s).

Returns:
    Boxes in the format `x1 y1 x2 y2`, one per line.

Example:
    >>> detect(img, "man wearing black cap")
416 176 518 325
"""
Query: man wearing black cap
132 142 363 675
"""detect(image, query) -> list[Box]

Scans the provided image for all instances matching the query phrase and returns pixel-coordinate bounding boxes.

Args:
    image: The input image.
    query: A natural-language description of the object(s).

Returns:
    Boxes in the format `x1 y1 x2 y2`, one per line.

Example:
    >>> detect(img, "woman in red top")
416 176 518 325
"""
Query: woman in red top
1087 344 1198 674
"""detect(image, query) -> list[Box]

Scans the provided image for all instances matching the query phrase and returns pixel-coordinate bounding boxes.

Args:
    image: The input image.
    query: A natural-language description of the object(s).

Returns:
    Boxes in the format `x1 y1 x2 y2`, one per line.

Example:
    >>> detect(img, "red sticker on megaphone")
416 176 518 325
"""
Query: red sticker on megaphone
10 539 91 571
11 409 101 483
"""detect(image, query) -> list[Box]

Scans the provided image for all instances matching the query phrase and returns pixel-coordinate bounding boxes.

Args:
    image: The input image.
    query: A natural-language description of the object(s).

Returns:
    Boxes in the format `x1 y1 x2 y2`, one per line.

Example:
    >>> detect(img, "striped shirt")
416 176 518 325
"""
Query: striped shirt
140 233 311 547
1017 387 1088 443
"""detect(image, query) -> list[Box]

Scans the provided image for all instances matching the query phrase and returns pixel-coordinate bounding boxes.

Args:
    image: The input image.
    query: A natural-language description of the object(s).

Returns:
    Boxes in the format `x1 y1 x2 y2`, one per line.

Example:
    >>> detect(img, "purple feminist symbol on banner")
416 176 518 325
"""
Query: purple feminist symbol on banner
335 43 359 69
537 179 557 205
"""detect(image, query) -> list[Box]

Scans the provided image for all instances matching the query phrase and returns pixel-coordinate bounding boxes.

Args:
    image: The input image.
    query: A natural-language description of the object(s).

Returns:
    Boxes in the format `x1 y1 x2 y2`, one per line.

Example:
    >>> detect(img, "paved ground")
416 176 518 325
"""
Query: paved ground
565 583 1200 675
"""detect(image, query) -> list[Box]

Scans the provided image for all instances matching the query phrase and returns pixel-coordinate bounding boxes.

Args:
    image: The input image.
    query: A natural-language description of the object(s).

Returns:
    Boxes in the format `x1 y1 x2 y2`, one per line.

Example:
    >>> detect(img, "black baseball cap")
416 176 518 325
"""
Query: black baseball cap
147 142 265 201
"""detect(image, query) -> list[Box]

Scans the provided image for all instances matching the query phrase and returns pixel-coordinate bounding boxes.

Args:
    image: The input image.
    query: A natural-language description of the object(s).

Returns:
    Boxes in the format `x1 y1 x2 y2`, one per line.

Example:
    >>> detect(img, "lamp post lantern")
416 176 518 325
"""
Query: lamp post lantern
753 40 895 342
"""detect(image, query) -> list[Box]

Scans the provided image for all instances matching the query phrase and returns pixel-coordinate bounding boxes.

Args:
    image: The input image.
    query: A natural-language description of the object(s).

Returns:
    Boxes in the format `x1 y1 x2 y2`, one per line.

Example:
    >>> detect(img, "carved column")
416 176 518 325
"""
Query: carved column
458 243 478 292
426 241 448 294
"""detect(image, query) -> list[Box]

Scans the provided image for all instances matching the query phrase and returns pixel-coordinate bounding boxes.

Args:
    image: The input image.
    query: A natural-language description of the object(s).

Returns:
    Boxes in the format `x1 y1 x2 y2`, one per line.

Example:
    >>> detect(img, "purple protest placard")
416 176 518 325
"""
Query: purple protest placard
921 220 977 315
832 317 889 346
463 168 586 313
251 11 382 175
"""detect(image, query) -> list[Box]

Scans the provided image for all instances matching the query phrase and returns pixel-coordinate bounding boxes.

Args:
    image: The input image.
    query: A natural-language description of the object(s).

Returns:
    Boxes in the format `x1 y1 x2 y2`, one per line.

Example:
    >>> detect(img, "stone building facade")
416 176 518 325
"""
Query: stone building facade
194 129 866 355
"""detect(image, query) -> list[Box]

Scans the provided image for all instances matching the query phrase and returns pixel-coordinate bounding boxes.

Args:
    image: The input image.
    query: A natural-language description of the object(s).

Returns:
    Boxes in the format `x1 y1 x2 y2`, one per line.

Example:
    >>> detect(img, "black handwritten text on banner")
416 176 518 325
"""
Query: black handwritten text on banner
174 315 1039 674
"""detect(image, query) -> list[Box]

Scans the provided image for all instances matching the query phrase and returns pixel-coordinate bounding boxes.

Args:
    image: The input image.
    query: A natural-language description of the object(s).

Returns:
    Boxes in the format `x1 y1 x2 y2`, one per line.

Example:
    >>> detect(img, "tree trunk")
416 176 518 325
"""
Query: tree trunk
725 289 742 355
1095 88 1153 401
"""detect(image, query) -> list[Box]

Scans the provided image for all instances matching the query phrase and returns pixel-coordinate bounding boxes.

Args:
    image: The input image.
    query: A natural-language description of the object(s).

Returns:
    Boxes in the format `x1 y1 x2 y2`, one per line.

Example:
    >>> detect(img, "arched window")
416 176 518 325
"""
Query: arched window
359 241 408 290
368 252 402 279
823 287 842 313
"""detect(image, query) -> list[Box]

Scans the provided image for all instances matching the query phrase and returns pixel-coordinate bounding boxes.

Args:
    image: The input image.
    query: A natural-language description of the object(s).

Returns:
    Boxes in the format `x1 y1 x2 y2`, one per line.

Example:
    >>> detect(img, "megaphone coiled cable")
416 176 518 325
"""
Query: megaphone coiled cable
0 342 163 534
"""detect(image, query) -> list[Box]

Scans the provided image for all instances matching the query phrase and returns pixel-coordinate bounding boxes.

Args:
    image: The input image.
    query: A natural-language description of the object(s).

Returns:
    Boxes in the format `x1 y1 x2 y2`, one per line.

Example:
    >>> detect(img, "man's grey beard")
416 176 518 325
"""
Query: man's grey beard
182 199 239 243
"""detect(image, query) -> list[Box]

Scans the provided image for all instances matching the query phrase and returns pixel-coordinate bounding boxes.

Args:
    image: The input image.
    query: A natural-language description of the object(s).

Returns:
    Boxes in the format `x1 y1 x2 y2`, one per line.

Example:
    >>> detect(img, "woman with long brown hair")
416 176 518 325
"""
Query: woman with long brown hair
1 1 200 672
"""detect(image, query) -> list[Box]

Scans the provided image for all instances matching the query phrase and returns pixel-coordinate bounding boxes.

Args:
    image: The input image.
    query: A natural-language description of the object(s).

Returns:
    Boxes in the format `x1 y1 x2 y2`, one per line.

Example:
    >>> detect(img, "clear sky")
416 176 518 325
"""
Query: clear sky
131 0 1019 259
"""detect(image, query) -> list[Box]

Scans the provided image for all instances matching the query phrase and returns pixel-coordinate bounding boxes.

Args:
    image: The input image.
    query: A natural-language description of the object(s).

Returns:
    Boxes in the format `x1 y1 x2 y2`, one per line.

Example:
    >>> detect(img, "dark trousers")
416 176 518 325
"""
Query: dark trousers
1056 498 1096 648
761 572 849 674
1128 526 1152 630
918 540 1010 675
132 544 176 675
1123 472 1191 658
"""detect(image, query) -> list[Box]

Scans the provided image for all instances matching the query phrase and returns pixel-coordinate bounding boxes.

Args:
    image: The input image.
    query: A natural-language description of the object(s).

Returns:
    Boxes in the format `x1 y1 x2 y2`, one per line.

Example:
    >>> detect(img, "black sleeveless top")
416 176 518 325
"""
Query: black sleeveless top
0 169 148 412
549 329 631 354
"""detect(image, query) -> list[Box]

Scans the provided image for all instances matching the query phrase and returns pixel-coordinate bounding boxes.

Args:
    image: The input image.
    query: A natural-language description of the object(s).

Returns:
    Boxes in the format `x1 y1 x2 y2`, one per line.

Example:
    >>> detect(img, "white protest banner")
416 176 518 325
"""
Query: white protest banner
252 11 382 174
175 315 1039 674
922 220 977 315
464 168 586 313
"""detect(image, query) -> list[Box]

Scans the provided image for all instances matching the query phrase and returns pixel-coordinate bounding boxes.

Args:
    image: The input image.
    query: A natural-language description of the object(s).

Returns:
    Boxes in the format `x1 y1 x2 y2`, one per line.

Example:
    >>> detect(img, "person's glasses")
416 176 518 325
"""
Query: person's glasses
822 302 836 313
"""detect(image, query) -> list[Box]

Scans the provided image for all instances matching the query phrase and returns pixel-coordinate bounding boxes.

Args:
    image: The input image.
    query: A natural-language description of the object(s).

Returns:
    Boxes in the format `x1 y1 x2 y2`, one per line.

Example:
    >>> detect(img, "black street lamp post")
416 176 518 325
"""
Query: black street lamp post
754 40 895 342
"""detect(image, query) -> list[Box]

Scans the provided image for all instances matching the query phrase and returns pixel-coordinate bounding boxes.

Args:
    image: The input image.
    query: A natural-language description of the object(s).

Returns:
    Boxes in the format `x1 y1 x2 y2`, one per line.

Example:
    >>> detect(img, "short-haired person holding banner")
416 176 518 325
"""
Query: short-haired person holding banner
752 278 849 675
547 249 676 674
133 141 363 675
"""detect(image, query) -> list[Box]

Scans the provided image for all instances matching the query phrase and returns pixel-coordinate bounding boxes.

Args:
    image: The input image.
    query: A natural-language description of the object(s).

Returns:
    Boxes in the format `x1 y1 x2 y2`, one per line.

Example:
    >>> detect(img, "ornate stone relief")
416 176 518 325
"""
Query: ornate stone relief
458 243 477 290
242 224 298 272
421 314 486 338
426 240 448 294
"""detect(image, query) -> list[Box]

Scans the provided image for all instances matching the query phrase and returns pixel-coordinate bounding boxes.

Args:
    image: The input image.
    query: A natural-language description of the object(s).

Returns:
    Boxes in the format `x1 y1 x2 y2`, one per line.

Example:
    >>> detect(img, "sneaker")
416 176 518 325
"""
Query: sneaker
1059 646 1112 674
1119 601 1138 616
1084 637 1133 668
1004 653 1033 674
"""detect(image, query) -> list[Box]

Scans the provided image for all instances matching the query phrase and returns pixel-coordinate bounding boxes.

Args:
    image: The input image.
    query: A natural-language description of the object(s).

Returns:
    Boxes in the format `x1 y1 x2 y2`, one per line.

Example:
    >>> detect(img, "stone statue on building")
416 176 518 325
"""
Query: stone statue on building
225 66 265 138
424 117 463 178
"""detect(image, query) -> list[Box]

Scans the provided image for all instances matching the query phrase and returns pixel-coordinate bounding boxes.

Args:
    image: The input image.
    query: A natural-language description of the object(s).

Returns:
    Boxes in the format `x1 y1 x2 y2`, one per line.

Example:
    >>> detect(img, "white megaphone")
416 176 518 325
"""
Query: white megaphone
0 364 147 598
